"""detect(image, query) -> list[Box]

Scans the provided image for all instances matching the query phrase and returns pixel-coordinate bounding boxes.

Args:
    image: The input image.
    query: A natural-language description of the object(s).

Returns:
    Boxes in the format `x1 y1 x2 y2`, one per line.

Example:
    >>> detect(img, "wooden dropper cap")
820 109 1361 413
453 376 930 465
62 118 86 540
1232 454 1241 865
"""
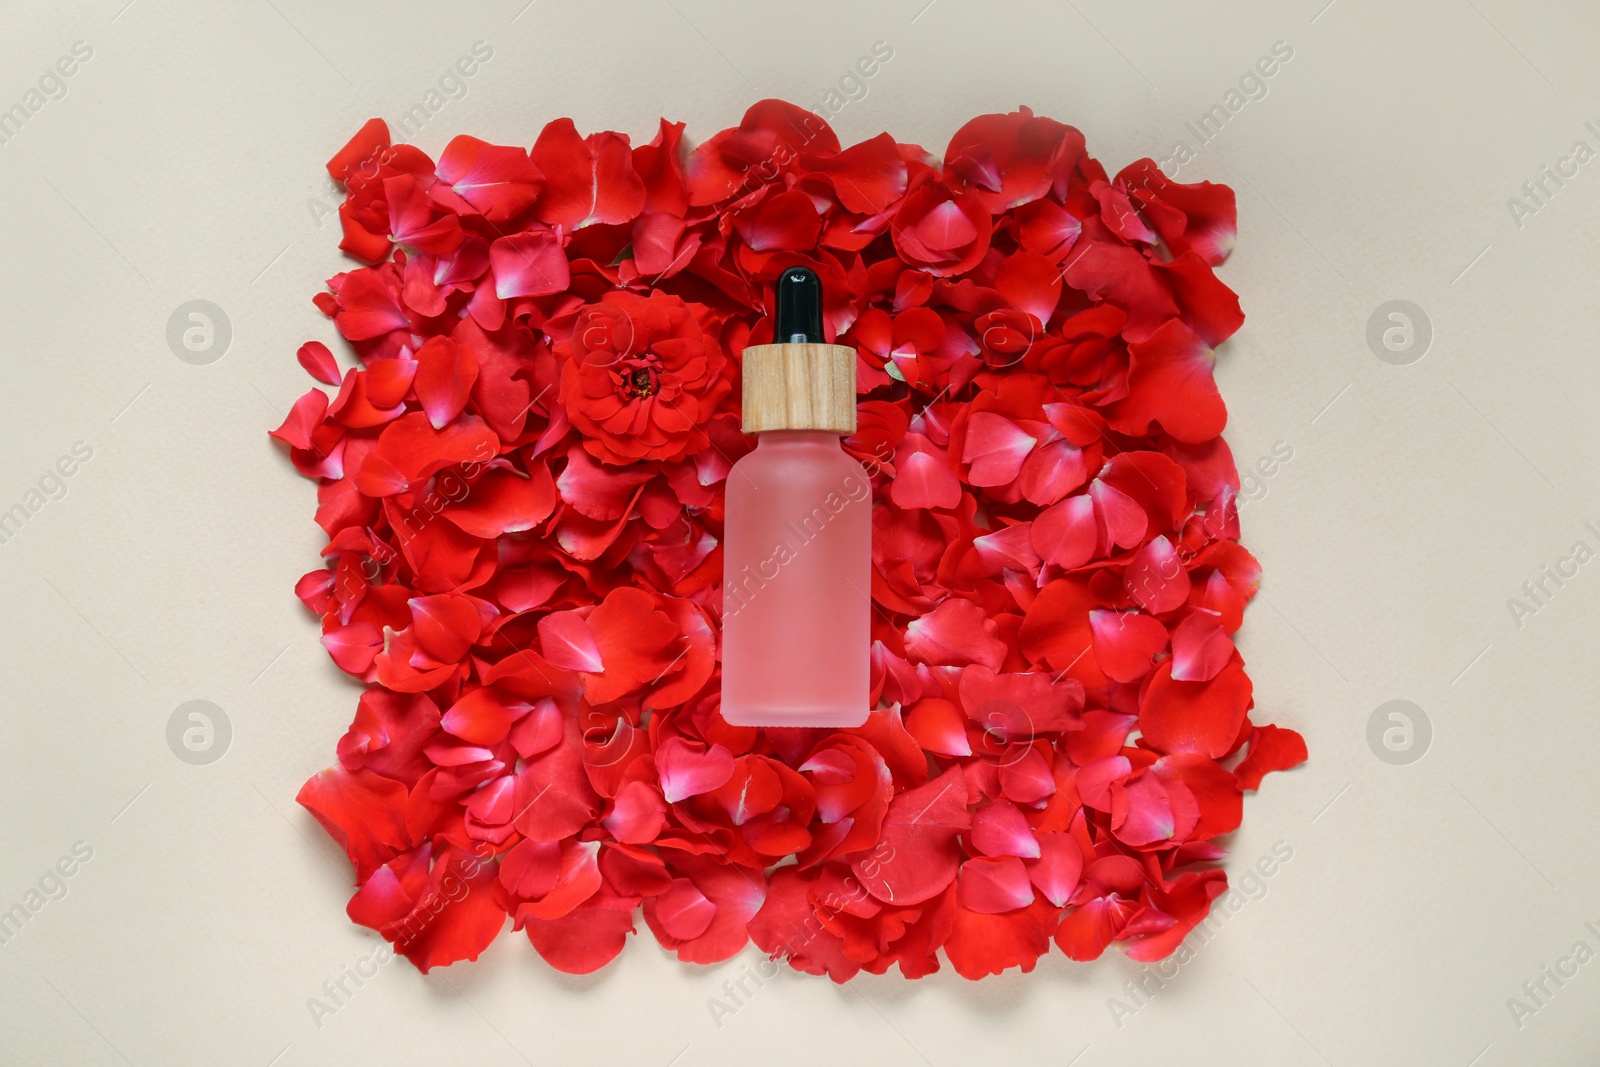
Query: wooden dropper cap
740 267 857 434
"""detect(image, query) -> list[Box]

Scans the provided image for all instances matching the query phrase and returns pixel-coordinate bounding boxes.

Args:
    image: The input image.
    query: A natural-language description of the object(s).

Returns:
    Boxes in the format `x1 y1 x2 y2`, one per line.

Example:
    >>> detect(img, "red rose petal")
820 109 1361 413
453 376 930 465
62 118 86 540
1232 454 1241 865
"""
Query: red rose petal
970 801 1040 859
1139 657 1253 759
656 737 736 804
435 135 542 222
958 856 1035 913
490 230 570 299
1233 725 1309 791
653 878 716 940
850 766 969 906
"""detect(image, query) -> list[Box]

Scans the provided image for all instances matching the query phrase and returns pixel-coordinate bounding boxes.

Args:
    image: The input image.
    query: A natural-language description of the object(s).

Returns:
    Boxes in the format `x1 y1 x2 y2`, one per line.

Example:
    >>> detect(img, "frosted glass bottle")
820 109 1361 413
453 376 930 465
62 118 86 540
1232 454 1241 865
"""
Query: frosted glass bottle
721 432 871 727
720 268 870 728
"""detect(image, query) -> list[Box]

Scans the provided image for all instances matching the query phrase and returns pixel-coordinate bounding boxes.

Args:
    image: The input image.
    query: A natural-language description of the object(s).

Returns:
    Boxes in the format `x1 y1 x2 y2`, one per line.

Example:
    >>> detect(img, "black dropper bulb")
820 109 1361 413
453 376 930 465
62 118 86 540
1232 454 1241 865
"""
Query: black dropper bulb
773 266 824 344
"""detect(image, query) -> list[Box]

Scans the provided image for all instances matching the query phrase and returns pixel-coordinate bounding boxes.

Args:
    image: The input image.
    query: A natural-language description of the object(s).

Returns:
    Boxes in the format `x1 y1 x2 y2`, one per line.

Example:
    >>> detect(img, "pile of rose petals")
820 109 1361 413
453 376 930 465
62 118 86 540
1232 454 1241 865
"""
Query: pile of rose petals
280 101 1307 981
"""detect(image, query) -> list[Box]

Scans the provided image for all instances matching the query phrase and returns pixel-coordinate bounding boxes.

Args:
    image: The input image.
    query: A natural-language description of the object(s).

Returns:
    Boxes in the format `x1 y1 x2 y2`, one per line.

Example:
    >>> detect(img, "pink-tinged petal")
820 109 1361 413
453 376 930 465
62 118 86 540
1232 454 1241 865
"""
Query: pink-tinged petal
464 774 516 824
971 801 1041 859
1077 756 1132 811
347 854 426 931
1032 493 1096 569
353 451 410 497
297 341 341 385
1169 608 1235 682
1015 198 1083 259
1088 609 1169 683
904 698 973 757
321 622 381 674
1152 753 1242 839
890 448 962 510
441 688 513 746
1027 833 1084 906
384 174 463 253
958 856 1035 913
490 230 570 299
999 745 1057 805
334 269 410 341
1199 567 1247 633
1093 179 1160 245
422 738 496 766
269 389 328 452
434 234 490 286
508 698 564 760
972 522 1040 578
537 610 604 673
656 737 736 804
412 336 478 429
1099 451 1189 532
963 412 1037 486
410 593 485 664
1090 478 1148 549
1017 439 1088 506
1122 869 1228 964
435 135 542 222
1124 535 1191 615
602 780 667 844
653 878 716 941
994 251 1063 324
403 249 448 321
295 568 335 615
914 198 979 250
1117 772 1197 846
904 598 1006 670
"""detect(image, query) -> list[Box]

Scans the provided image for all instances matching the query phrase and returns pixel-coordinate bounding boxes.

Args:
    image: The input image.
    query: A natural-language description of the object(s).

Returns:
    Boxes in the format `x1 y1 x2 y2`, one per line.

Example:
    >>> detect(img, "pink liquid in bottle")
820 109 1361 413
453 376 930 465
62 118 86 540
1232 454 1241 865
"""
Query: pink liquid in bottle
720 267 871 728
721 431 871 727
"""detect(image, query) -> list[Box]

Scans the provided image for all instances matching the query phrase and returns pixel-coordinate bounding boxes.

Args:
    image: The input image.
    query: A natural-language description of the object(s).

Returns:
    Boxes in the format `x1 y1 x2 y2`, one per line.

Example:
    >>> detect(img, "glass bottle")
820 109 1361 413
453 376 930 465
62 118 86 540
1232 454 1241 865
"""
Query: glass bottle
720 267 871 728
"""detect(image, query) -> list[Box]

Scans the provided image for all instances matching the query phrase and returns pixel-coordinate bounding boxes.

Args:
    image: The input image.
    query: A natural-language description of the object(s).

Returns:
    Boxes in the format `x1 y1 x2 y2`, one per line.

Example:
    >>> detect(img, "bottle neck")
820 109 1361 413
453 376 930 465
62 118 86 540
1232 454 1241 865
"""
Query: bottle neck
756 430 842 448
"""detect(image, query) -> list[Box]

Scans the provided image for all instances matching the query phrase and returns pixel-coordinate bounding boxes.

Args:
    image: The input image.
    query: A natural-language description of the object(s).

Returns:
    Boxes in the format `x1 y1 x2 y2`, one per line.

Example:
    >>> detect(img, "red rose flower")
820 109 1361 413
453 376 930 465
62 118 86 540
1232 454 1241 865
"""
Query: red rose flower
554 291 731 465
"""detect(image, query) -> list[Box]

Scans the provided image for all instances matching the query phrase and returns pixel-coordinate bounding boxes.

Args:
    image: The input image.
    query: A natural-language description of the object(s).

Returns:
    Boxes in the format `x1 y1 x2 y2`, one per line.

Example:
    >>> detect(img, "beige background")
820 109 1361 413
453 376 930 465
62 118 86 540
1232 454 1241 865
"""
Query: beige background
2 0 1597 1063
